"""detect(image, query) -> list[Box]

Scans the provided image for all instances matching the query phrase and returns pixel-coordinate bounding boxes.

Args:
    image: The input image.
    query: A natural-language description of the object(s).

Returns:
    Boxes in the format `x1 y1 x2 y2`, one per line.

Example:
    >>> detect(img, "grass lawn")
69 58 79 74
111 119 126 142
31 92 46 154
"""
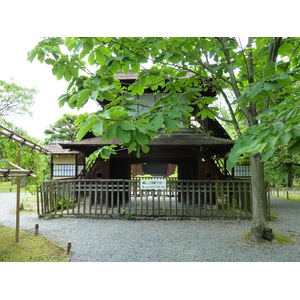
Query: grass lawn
0 225 69 262
0 181 26 193
0 184 69 262
271 190 300 202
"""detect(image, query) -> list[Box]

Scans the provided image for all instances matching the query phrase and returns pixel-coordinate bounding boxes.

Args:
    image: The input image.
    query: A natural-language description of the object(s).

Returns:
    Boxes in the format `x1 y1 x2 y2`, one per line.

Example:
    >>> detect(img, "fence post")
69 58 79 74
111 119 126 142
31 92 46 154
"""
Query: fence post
67 242 72 255
35 224 39 236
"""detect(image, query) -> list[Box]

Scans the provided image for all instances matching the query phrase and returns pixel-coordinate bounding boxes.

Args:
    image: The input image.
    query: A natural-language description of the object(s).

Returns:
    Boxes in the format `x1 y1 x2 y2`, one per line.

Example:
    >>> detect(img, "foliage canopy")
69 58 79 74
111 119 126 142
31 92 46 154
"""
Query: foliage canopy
28 37 300 165
28 37 300 242
0 79 36 117
44 113 79 143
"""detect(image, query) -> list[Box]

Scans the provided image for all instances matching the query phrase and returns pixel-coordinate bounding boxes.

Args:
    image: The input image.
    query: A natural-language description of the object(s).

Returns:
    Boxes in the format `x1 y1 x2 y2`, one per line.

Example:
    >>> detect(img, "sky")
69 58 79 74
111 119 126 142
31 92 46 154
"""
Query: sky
0 36 99 140
0 1 292 142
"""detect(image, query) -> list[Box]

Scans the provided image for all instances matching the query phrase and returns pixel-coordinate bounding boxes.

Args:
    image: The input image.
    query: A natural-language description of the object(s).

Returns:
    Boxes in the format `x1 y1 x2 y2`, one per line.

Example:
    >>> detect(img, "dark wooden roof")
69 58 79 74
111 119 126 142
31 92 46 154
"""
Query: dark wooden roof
44 143 79 155
60 129 234 151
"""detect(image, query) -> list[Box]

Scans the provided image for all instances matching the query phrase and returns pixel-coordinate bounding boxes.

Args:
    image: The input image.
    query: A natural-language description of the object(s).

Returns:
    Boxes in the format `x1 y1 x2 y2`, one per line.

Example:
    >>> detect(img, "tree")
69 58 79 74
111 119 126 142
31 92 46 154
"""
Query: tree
44 113 79 143
0 120 50 191
28 37 300 242
264 149 300 188
0 79 36 117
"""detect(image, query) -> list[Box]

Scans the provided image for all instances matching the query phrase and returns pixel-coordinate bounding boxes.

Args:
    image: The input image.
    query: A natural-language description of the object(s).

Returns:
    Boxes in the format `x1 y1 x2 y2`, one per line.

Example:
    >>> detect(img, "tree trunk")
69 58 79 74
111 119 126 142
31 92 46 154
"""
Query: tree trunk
250 153 274 242
286 164 293 188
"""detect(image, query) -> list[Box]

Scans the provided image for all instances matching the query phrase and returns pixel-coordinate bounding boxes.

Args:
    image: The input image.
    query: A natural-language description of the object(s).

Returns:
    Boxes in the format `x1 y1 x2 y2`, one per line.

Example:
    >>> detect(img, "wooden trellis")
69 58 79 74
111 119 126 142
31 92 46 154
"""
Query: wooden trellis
0 124 50 242
0 124 51 155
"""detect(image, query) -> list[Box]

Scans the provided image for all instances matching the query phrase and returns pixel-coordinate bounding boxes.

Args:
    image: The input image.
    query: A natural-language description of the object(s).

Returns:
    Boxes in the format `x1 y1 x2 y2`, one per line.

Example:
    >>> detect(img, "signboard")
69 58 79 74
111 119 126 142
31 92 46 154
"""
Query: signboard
140 179 166 190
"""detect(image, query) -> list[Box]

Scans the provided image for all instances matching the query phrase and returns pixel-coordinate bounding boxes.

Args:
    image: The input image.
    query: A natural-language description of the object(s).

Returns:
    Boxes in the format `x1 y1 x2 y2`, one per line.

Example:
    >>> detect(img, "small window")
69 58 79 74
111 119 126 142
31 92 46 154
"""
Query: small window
234 165 251 177
53 164 83 177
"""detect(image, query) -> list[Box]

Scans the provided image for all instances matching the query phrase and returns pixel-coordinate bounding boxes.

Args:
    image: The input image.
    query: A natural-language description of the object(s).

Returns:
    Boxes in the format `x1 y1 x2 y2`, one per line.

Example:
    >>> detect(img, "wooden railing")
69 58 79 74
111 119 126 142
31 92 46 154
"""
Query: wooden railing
37 179 270 220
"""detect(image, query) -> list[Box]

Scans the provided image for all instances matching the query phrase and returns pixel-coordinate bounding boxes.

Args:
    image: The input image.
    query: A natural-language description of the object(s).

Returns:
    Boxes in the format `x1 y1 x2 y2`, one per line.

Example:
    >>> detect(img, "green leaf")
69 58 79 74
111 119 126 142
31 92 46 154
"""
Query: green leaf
76 121 94 141
56 66 65 80
88 51 95 65
92 119 104 136
273 122 284 131
135 132 149 145
128 142 137 154
95 50 106 65
45 58 55 65
90 90 99 100
141 145 150 153
97 46 112 57
77 89 90 108
68 93 78 107
110 60 120 74
99 145 117 159
151 114 164 129
132 63 140 73
102 90 115 101
105 126 117 140
110 109 128 120
164 115 178 129
279 132 291 145
120 123 135 130
264 80 279 91
262 148 275 162
247 82 263 99
116 127 131 143
91 75 101 85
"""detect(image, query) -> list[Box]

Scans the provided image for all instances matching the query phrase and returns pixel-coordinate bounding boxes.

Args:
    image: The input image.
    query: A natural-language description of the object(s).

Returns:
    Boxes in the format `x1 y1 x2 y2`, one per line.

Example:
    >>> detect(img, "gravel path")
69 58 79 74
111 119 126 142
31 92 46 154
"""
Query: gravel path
0 193 299 262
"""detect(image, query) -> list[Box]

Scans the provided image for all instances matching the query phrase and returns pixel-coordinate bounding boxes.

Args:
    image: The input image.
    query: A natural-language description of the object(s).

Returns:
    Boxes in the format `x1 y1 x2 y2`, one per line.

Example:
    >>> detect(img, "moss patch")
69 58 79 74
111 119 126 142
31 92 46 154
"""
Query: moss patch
240 230 296 245
0 225 69 262
273 232 296 245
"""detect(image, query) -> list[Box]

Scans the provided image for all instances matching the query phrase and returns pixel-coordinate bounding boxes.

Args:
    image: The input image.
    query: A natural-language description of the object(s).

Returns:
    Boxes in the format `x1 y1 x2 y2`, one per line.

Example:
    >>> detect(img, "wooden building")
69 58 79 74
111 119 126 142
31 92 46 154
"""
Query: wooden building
44 142 85 180
37 72 269 219
59 72 234 181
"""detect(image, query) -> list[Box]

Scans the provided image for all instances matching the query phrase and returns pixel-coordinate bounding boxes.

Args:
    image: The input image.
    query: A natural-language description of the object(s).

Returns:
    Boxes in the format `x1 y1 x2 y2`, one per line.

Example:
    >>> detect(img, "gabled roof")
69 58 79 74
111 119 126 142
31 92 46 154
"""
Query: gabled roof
44 142 79 155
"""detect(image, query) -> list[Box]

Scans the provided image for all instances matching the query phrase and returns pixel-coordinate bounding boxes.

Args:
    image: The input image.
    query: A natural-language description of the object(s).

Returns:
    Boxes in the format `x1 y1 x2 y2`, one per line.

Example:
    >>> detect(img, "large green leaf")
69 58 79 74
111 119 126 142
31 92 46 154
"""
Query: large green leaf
109 109 128 120
76 121 94 141
264 80 279 91
97 46 112 56
110 60 120 74
120 123 135 130
164 115 178 129
92 119 104 136
150 114 164 129
116 127 131 143
88 51 95 65
247 82 264 99
77 89 90 108
105 126 117 141
135 132 149 145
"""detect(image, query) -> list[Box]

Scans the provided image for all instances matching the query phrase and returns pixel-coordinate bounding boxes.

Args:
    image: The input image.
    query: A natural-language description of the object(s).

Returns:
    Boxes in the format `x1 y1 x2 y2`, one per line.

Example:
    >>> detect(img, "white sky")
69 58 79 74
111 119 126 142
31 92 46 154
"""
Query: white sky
0 36 99 140
0 3 292 142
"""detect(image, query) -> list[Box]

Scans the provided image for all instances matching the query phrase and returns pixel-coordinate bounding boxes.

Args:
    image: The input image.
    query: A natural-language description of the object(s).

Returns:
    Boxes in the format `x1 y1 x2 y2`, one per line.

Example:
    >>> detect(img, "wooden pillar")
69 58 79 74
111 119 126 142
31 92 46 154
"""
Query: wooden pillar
50 155 54 179
75 153 78 178
15 149 21 243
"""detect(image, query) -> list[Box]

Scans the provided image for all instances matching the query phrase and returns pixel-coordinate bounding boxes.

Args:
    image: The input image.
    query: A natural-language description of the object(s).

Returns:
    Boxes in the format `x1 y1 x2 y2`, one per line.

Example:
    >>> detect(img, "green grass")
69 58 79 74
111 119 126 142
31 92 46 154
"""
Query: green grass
241 231 296 245
0 181 25 193
273 232 296 245
271 191 300 202
0 225 69 262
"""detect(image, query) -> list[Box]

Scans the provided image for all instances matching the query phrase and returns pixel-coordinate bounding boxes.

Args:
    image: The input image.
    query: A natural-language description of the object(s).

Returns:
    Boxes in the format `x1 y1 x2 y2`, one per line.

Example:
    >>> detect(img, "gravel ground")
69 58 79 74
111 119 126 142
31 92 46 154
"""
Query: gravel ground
0 192 299 262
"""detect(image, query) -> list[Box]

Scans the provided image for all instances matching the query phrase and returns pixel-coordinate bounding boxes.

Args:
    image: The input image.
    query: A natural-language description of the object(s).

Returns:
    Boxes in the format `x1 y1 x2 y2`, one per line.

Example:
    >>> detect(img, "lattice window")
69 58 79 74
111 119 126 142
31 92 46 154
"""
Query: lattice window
234 165 251 177
53 164 84 177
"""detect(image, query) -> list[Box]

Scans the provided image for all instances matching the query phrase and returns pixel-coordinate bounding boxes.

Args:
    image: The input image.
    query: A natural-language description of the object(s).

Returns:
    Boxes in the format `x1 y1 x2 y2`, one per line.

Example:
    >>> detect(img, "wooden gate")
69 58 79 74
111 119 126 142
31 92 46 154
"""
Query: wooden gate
37 179 270 220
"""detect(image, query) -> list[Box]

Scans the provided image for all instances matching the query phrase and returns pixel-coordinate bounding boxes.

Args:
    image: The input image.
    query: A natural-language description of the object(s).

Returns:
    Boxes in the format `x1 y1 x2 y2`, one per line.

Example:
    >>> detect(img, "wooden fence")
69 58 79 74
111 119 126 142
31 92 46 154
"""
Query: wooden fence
37 179 270 220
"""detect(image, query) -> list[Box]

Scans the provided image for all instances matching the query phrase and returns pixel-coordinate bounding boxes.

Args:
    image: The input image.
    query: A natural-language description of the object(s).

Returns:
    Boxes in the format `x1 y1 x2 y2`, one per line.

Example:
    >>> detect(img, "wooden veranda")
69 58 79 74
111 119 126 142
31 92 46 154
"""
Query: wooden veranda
37 179 270 220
